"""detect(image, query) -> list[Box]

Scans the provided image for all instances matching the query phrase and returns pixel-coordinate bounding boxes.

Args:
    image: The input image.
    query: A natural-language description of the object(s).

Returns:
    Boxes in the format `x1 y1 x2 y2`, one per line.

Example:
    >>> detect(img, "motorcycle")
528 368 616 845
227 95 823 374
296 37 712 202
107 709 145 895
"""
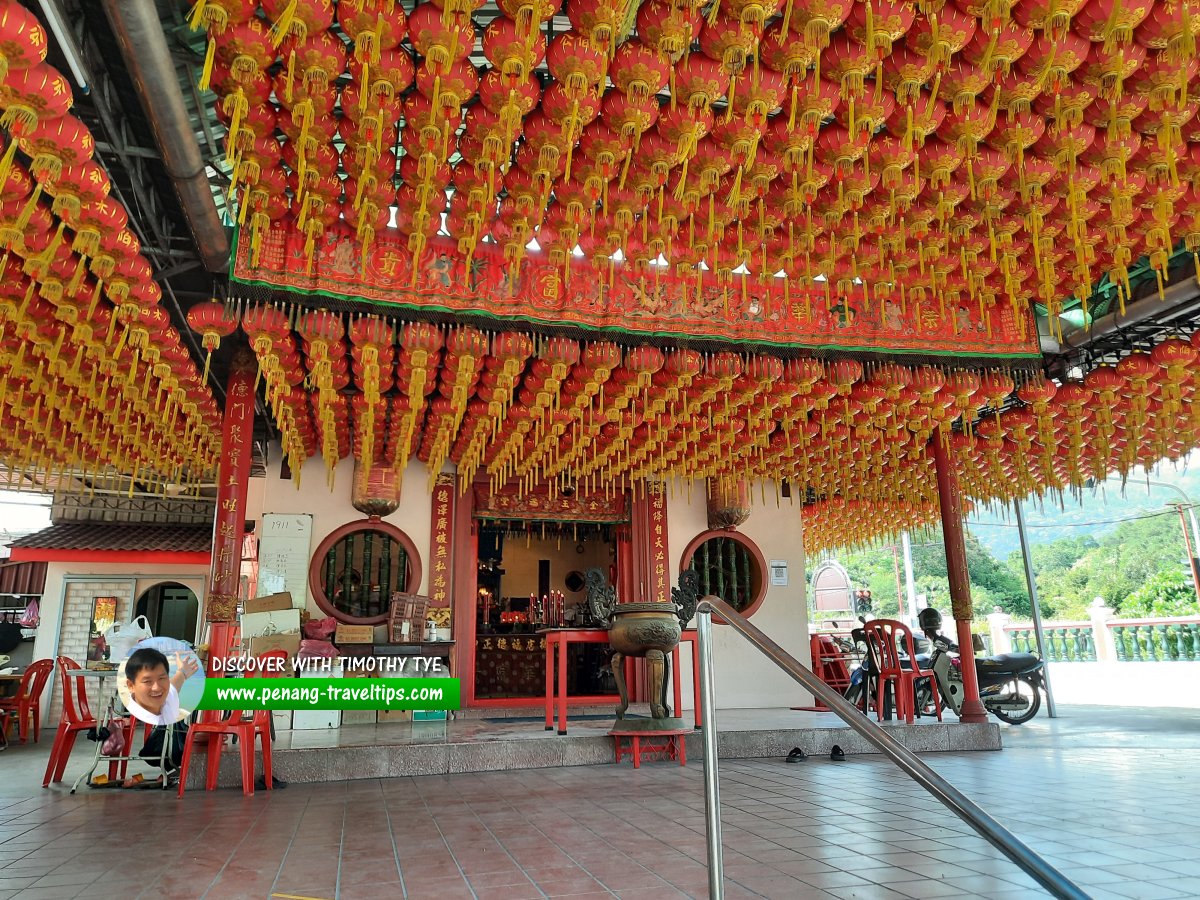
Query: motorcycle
916 608 1046 725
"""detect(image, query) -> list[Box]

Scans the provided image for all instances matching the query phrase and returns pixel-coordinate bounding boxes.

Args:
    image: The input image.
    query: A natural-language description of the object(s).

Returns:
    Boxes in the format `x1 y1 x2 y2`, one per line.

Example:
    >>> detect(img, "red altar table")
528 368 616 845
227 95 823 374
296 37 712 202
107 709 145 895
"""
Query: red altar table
540 628 701 735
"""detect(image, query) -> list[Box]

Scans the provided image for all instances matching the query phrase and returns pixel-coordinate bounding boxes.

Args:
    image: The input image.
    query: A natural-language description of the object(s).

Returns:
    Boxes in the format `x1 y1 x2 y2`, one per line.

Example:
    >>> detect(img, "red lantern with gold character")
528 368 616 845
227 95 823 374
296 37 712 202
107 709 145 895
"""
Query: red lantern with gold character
0 2 47 85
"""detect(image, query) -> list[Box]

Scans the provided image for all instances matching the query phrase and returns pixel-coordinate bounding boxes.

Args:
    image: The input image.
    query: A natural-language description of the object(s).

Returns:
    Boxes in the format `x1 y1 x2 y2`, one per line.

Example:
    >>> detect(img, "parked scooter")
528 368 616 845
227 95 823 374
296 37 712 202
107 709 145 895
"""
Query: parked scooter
916 608 1046 724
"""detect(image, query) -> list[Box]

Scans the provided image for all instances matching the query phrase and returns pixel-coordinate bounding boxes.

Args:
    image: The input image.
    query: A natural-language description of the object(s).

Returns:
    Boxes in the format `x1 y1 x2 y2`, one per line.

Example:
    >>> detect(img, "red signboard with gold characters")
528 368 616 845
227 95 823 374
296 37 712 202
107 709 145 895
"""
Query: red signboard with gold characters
232 228 1040 361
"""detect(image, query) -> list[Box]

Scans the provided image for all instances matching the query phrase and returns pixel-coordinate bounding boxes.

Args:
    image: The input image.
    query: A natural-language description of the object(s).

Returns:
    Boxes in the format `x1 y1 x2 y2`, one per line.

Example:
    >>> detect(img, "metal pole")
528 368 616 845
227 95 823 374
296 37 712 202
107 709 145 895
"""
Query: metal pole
696 609 724 899
1013 499 1057 718
891 543 904 620
697 596 1088 900
1174 503 1200 601
901 531 918 623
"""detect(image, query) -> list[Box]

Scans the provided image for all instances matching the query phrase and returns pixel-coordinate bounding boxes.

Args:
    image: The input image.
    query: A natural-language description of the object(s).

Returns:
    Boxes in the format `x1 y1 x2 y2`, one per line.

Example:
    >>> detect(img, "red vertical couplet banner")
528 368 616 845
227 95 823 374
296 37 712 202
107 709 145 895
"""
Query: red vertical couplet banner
630 482 670 603
647 482 669 603
205 351 257 670
428 474 455 630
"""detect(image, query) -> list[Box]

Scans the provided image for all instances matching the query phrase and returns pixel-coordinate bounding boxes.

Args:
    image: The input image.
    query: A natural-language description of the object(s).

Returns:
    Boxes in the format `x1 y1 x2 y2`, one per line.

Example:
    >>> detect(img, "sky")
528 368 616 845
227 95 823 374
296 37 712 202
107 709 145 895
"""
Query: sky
0 491 53 550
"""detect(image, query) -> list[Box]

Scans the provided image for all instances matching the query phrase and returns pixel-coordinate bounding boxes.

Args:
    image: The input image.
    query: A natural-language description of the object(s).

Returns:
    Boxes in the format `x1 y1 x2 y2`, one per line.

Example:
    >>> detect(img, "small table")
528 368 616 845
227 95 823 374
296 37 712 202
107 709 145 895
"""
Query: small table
540 629 703 735
63 669 174 793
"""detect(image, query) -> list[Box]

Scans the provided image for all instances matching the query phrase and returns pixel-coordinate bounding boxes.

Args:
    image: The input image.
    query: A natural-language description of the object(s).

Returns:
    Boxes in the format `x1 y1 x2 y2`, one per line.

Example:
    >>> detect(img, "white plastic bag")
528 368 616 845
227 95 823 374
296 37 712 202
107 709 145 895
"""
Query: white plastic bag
104 614 154 661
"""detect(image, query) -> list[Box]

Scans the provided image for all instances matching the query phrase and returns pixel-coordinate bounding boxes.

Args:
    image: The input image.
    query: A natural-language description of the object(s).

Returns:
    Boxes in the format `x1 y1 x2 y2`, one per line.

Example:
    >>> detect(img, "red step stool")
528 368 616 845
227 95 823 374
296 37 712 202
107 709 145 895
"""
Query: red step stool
609 724 689 768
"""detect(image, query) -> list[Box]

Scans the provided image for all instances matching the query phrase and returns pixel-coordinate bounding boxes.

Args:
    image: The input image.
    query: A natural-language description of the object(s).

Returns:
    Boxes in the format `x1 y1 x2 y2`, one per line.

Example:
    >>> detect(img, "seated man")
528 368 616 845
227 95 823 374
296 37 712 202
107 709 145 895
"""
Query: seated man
124 647 198 726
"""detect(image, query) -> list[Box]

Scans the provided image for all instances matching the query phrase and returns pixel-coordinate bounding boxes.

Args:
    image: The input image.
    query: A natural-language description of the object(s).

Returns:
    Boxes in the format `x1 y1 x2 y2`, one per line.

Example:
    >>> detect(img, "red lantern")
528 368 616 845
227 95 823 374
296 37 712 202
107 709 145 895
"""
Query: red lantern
261 0 335 46
545 32 606 97
186 300 239 383
1074 0 1152 49
566 0 632 55
15 113 93 182
637 1 702 59
338 0 408 65
0 63 71 137
610 38 671 101
0 2 47 85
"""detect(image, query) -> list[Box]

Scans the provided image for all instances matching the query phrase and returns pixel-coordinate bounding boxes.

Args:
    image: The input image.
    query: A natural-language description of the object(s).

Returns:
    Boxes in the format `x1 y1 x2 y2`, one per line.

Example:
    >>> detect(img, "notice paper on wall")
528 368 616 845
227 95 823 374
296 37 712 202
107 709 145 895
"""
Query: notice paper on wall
258 514 313 607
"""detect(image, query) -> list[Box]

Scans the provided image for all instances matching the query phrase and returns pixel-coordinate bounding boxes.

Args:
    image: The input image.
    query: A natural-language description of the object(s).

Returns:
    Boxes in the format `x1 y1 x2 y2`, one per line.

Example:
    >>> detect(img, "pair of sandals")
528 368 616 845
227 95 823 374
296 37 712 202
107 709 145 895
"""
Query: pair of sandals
785 745 845 763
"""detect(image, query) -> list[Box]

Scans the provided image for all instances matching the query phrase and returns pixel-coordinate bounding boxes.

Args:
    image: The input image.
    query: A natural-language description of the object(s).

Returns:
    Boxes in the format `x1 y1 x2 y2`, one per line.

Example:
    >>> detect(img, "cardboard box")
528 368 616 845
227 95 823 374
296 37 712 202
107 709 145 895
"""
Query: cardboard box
247 632 301 659
293 709 341 729
378 709 412 722
335 624 375 644
245 592 295 614
241 608 301 639
341 709 378 725
271 710 293 731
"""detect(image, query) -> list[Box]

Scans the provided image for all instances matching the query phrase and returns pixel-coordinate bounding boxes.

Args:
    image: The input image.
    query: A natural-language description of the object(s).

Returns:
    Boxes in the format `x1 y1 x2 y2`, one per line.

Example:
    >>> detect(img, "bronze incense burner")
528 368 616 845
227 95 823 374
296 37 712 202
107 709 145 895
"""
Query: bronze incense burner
586 569 699 721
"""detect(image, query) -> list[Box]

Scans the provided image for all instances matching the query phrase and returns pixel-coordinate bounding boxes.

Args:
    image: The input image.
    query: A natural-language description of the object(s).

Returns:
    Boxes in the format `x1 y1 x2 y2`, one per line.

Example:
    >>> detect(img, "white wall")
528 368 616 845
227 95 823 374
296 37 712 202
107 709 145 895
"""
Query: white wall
667 479 813 710
255 447 435 617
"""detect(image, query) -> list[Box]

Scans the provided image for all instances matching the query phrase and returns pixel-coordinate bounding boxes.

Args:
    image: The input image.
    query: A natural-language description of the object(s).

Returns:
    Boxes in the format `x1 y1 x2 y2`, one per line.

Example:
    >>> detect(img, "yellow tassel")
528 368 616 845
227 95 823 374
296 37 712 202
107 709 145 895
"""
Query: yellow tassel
199 35 217 92
269 0 299 47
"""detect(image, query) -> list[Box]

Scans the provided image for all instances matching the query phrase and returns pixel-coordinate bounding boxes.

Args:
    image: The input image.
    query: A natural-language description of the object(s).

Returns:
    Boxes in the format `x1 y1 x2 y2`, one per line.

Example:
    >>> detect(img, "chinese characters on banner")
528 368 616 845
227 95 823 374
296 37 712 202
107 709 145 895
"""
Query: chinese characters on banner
648 483 669 604
207 352 256 624
233 230 1041 360
428 474 454 629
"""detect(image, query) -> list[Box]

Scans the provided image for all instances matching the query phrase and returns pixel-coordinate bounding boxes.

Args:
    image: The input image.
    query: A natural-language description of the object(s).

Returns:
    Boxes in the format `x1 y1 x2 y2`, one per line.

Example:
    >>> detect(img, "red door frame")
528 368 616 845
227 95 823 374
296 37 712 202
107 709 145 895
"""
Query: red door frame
454 481 640 708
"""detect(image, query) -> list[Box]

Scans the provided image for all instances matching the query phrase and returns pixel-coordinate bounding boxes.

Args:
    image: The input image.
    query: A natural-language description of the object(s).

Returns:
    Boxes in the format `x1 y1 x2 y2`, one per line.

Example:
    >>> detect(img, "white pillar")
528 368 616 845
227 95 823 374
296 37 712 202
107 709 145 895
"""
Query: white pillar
987 607 1013 654
1088 597 1117 662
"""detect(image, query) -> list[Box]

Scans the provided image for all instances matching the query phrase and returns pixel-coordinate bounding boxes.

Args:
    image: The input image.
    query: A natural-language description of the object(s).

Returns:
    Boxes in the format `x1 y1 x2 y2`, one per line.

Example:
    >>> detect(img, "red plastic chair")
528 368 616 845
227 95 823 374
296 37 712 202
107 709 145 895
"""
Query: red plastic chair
0 658 53 743
863 620 942 725
43 656 101 786
177 652 283 797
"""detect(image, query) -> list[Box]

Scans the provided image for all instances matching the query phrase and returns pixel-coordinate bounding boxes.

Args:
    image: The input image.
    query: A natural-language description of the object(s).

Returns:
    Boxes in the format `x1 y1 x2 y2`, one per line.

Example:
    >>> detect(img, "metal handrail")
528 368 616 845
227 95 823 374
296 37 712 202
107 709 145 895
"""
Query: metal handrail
695 596 1087 900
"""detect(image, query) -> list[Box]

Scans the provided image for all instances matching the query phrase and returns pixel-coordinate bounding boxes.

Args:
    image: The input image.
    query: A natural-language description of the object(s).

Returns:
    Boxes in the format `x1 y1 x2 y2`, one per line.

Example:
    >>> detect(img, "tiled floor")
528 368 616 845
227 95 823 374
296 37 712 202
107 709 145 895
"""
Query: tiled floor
2 705 1199 899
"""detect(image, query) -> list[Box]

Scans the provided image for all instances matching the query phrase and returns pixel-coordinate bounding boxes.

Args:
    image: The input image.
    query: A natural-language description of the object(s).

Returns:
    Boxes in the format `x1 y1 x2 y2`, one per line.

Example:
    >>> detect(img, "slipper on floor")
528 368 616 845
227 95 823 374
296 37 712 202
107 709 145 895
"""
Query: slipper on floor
256 775 288 790
830 745 846 761
785 747 807 763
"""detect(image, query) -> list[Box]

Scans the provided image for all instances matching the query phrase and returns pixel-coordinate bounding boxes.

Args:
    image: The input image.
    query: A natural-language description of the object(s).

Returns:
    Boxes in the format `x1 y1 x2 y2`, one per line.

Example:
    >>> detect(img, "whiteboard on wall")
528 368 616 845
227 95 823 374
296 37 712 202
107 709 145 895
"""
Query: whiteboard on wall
257 514 313 607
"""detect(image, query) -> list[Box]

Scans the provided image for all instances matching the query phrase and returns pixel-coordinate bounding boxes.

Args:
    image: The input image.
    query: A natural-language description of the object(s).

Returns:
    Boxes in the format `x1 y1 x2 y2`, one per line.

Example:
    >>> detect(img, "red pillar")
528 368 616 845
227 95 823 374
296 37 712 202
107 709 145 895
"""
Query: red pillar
204 350 256 675
930 435 988 723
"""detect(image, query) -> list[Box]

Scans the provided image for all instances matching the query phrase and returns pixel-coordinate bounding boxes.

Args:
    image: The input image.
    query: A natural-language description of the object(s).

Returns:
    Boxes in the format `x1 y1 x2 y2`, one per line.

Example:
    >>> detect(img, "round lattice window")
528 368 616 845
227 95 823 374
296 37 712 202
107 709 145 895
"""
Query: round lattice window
309 520 422 625
680 530 767 619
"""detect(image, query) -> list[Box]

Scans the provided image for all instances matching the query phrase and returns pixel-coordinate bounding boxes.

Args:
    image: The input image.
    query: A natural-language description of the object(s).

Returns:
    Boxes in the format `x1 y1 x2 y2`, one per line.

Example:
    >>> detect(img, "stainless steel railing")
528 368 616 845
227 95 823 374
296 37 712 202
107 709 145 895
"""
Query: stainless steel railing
695 596 1087 900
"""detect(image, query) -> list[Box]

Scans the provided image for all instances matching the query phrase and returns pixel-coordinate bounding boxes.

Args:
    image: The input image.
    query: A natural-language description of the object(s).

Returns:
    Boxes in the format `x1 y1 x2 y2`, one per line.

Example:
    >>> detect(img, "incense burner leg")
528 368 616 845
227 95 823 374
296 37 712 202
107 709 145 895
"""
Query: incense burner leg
612 651 629 719
647 649 668 719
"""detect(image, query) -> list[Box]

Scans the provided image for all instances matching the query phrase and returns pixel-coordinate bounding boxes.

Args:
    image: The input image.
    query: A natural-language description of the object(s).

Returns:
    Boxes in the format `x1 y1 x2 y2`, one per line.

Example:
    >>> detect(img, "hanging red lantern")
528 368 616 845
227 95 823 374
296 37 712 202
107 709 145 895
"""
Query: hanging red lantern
0 62 71 143
186 300 239 384
262 0 334 47
0 2 47 86
637 0 702 60
698 11 762 79
566 0 633 57
1074 0 1153 49
338 0 408 66
610 38 671 102
15 113 93 185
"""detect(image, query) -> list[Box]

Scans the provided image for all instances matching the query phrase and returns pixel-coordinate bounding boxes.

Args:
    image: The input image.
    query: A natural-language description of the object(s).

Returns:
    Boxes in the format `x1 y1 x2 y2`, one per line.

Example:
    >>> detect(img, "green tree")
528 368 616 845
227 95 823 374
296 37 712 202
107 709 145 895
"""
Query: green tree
1005 511 1197 620
1121 569 1197 618
819 528 1031 622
